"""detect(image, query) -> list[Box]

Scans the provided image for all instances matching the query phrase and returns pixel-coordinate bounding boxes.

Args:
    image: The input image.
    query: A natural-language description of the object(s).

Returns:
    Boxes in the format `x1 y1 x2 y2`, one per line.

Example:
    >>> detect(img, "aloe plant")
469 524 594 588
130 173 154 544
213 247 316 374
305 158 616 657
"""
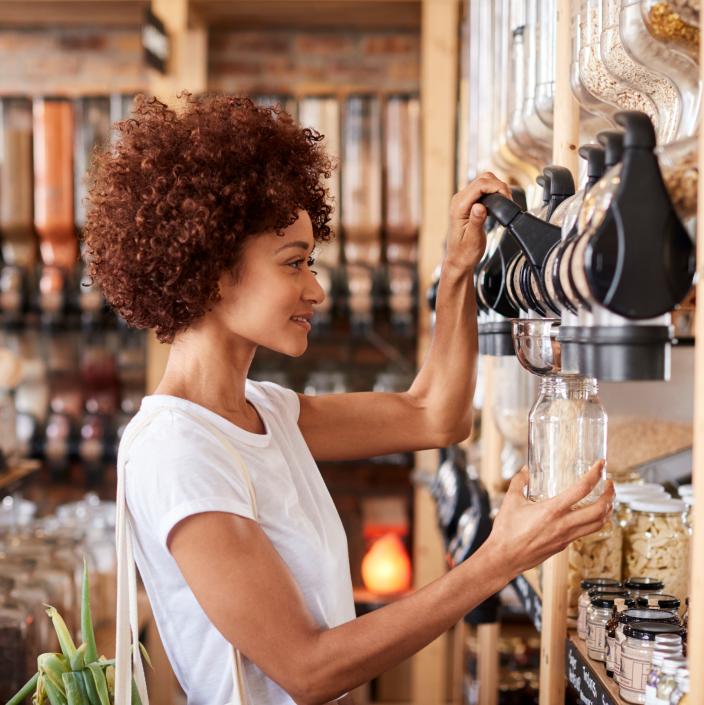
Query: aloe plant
5 558 150 705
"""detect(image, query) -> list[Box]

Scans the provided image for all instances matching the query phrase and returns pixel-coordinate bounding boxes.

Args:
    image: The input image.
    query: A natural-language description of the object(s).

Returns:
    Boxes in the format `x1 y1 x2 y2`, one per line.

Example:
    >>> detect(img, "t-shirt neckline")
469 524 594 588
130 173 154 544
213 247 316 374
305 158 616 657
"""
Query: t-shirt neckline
141 383 271 447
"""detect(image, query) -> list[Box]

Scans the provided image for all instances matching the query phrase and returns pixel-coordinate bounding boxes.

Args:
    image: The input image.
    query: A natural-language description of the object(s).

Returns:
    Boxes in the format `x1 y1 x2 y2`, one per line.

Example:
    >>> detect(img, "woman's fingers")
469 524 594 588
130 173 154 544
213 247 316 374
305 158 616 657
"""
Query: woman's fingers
547 459 606 513
506 466 529 498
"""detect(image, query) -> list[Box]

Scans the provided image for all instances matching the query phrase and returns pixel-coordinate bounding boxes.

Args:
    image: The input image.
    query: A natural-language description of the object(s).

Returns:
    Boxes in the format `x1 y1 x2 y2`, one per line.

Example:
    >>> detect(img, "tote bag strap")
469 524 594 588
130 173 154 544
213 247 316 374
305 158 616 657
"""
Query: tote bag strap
115 406 258 705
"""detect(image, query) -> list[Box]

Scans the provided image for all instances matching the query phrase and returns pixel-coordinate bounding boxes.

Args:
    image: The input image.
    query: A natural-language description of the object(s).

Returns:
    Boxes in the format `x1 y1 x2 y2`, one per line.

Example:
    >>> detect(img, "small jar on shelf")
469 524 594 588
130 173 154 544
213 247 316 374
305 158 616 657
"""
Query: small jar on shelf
577 576 621 638
623 499 689 603
654 655 688 704
587 594 621 661
618 622 684 703
644 643 684 703
624 577 666 601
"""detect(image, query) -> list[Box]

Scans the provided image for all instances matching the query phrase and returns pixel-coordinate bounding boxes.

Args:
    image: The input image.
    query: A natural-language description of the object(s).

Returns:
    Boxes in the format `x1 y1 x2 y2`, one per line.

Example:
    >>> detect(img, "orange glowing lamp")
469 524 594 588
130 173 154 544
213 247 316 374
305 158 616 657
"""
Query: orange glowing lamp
361 533 412 595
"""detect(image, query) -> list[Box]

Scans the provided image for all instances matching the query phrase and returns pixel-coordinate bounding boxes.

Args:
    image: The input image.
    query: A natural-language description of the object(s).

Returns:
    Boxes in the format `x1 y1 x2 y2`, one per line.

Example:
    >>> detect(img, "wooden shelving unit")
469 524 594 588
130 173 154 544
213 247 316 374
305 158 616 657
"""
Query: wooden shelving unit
0 460 41 491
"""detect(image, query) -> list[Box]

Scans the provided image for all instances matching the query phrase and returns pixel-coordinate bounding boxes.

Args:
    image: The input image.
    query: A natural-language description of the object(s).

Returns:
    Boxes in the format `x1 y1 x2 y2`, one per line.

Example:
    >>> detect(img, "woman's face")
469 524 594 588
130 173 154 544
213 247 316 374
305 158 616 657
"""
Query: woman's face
212 210 325 357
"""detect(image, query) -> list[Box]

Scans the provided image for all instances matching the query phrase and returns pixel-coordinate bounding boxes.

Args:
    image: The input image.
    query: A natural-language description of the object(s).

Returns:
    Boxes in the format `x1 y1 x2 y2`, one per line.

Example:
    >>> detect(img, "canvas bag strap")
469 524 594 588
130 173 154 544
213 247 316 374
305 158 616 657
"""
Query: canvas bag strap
115 407 258 705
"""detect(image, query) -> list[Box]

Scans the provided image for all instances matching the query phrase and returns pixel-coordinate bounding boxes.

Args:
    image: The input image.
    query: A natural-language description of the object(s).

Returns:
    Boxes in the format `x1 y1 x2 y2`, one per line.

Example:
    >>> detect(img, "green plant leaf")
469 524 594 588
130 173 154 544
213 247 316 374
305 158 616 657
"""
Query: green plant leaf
4 671 39 705
85 664 110 705
61 673 89 705
44 606 77 662
81 559 98 665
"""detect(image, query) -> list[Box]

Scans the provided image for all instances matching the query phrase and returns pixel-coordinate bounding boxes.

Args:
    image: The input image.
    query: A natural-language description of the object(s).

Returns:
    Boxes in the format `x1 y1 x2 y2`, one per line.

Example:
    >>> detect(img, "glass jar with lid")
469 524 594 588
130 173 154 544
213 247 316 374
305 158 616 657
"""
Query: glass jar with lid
658 136 698 240
528 375 607 503
654 656 688 704
670 668 689 704
588 594 624 660
618 622 684 703
569 516 622 619
645 648 683 704
620 0 700 140
635 594 681 613
600 0 682 143
605 595 641 678
624 577 667 600
624 499 689 602
616 485 667 529
577 577 622 638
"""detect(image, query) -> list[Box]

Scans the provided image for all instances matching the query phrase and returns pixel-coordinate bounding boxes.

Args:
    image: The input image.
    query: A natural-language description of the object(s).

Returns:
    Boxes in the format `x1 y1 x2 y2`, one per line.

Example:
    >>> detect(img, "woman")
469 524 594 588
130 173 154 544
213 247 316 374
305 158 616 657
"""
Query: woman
84 94 613 705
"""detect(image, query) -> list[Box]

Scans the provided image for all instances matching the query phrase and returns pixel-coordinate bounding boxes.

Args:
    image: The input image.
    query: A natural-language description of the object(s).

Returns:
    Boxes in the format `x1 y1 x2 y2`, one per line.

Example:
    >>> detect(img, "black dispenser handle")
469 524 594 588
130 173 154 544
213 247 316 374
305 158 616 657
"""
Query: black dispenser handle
478 193 522 227
597 130 625 169
543 165 576 221
579 144 606 188
616 110 656 149
511 187 528 211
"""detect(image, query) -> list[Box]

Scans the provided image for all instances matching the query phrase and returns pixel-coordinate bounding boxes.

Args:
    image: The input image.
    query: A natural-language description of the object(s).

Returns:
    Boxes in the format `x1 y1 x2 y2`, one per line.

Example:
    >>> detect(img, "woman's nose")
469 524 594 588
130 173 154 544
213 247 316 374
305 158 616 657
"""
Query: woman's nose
305 269 326 305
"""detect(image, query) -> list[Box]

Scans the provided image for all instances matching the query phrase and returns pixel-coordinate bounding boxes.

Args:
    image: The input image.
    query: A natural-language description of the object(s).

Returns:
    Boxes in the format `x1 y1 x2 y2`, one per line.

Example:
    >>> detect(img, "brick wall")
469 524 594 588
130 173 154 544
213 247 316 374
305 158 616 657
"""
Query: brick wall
208 29 420 96
0 28 148 96
0 26 419 98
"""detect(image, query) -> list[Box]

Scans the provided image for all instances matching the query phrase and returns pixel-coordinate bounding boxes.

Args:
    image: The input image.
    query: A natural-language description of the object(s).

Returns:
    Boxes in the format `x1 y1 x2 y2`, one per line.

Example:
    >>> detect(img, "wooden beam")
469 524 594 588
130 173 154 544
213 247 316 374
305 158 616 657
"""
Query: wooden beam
145 0 207 393
538 2 580 704
687 6 704 700
412 1 461 703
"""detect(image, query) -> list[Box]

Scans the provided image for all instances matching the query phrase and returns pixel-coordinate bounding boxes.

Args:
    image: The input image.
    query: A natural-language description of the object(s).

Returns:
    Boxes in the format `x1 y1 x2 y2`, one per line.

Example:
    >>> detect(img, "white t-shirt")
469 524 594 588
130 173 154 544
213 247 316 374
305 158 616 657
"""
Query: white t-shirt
122 380 356 705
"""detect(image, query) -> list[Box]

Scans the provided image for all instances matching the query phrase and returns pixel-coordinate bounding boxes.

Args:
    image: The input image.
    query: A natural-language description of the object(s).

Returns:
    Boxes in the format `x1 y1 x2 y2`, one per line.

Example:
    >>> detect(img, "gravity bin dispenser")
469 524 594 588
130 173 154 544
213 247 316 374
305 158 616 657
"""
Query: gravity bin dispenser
479 111 695 382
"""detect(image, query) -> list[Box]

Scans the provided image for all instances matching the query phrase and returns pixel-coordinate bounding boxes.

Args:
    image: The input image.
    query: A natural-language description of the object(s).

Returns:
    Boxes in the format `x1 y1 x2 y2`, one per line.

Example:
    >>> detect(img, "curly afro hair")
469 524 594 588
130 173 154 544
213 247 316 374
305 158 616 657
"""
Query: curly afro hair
83 92 334 343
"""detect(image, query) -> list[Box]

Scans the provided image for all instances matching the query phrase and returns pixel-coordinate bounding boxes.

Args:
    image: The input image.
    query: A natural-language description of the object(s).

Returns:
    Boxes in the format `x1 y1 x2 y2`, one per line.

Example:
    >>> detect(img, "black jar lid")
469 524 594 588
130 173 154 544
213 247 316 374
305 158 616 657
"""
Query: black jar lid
591 593 637 609
619 608 679 625
623 621 684 641
635 593 681 610
581 577 621 591
624 577 665 592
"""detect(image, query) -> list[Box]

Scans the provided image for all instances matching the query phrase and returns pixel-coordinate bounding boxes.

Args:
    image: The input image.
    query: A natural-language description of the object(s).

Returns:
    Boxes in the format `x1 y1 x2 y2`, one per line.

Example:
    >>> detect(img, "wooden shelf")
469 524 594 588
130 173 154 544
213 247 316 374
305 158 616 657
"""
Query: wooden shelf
566 634 627 705
0 0 148 27
0 459 41 491
192 0 420 31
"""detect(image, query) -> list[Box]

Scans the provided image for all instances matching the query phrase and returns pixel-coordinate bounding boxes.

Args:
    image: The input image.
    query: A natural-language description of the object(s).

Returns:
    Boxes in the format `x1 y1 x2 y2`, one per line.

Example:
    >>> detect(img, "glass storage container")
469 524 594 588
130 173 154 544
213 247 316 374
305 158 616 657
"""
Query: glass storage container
658 136 698 240
569 515 622 617
475 0 496 175
493 356 539 480
619 622 684 703
600 0 682 143
528 375 608 503
341 95 382 268
522 0 553 155
578 0 658 122
624 577 667 599
509 1 547 163
384 95 421 263
620 0 701 139
578 579 624 638
624 499 689 602
0 98 36 271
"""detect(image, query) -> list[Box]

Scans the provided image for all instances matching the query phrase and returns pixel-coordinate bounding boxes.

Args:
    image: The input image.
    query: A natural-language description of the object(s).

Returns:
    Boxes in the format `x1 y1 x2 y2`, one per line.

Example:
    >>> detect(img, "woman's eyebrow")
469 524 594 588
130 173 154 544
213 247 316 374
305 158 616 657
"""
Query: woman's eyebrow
275 240 313 254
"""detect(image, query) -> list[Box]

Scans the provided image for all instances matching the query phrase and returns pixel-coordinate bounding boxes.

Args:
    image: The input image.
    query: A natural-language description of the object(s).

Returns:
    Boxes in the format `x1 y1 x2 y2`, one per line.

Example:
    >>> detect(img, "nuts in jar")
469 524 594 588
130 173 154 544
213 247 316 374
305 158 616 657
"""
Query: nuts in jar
624 500 689 603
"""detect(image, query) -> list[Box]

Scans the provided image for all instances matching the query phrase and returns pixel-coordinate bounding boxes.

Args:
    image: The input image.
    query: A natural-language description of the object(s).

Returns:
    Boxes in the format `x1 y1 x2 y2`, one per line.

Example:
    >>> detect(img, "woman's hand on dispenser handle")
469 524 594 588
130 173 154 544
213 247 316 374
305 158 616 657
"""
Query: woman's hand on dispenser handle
446 172 512 274
485 460 614 578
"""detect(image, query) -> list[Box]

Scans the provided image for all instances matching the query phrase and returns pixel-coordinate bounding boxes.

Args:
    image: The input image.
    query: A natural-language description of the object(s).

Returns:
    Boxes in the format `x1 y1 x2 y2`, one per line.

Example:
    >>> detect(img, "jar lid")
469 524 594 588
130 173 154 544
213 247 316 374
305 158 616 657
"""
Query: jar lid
636 594 681 610
590 594 636 609
581 577 621 591
677 484 693 497
655 634 683 645
620 608 678 624
661 656 688 674
624 621 683 640
615 482 666 497
624 577 665 592
630 498 686 513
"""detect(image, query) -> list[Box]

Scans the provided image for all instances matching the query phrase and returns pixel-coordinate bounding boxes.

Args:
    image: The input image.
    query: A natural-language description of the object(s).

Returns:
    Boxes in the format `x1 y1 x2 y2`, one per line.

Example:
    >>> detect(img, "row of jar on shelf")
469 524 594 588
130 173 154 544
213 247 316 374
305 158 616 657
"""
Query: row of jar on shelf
0 492 115 700
577 574 691 704
0 256 419 336
0 328 145 476
0 95 420 318
465 0 700 185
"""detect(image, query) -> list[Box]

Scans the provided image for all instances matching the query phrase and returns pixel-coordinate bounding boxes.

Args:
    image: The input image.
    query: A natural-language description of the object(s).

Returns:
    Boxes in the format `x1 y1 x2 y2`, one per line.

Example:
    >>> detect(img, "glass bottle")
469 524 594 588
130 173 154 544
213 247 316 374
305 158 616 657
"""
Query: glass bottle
654 656 688 705
669 669 689 704
528 375 607 504
645 649 680 705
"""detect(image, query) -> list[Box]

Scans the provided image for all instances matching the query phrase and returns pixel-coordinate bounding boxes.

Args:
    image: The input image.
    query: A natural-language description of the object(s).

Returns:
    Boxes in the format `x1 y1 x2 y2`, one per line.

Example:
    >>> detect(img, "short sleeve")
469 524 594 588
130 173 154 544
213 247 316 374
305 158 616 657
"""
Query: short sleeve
248 379 301 422
124 410 257 550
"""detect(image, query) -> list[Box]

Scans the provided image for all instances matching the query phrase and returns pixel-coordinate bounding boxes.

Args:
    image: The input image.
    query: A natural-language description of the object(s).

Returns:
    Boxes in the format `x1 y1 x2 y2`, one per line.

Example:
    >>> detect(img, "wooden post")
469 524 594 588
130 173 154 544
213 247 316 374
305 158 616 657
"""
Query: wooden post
412 1 461 704
687 8 704 701
146 0 207 393
537 2 580 704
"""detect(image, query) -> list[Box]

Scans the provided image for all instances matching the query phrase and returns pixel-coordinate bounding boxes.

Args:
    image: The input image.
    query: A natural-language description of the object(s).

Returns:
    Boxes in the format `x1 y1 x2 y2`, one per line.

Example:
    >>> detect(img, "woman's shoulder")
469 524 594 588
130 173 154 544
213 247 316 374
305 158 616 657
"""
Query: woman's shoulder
246 378 300 421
